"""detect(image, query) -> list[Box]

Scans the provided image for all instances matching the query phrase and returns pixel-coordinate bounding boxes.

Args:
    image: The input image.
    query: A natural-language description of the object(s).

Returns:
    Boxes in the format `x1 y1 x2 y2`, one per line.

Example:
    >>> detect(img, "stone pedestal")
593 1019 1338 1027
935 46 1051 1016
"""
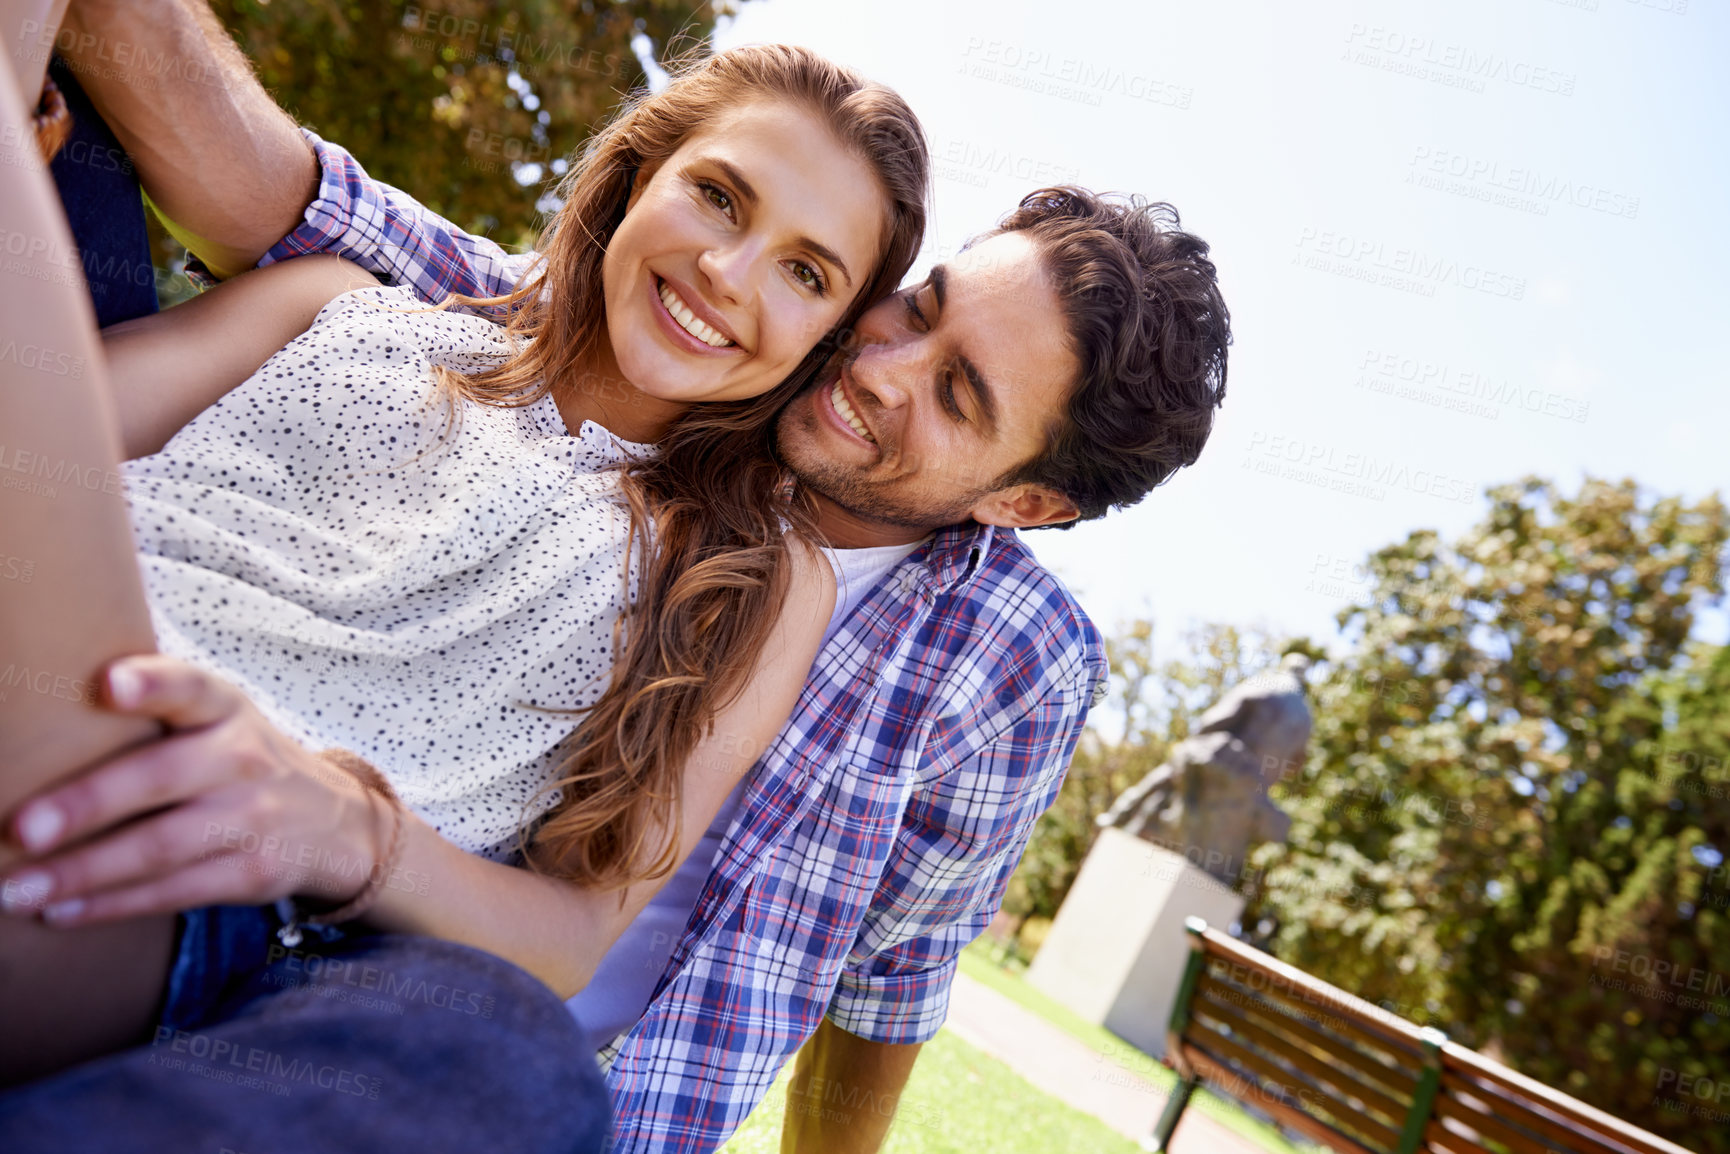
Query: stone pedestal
1025 828 1244 1059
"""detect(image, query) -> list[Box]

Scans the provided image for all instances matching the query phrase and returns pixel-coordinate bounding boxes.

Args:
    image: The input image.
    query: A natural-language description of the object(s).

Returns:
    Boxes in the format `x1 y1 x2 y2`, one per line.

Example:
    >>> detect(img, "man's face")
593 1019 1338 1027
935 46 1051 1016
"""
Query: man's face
774 232 1083 547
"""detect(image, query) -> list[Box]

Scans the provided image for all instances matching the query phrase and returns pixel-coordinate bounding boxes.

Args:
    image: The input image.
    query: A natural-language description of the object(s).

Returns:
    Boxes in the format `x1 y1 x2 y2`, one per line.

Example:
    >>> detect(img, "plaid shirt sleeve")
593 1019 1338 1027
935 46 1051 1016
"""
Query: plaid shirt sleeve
188 128 535 304
825 637 1098 1045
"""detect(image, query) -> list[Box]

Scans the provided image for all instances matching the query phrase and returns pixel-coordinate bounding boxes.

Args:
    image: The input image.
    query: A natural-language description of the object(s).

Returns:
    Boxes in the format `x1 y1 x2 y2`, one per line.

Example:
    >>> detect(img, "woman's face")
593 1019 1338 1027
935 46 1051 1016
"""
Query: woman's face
600 100 889 405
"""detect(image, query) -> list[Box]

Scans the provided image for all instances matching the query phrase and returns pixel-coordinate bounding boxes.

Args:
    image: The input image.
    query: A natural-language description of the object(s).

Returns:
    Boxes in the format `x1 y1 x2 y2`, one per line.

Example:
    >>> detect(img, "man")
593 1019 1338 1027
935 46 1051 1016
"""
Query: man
19 3 1229 1151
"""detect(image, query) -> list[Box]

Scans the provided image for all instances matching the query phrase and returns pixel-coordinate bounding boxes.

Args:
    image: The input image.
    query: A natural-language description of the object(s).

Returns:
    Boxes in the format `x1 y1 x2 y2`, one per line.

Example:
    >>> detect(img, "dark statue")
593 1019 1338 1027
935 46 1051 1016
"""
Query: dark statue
1097 654 1312 887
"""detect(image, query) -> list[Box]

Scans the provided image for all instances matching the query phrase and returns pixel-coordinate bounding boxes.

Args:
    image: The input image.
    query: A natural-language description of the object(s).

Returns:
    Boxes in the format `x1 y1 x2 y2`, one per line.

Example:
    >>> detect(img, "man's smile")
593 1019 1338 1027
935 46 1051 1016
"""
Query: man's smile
829 377 876 444
816 363 880 452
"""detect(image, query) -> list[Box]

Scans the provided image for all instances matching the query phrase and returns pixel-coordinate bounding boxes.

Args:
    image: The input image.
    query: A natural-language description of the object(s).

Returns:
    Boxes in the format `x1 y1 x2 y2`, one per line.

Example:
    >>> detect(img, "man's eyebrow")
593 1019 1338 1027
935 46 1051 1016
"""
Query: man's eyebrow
958 356 999 432
927 264 997 430
708 157 852 288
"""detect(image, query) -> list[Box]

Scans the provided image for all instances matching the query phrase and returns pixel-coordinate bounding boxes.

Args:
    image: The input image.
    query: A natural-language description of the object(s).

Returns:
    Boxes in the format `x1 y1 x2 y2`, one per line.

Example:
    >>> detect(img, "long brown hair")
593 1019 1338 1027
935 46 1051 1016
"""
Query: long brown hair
437 44 929 887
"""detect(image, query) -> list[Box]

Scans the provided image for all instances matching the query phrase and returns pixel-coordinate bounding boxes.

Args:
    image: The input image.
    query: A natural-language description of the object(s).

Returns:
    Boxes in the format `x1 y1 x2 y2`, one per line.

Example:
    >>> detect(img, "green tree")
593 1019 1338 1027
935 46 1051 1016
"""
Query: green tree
200 0 728 247
1244 476 1729 1150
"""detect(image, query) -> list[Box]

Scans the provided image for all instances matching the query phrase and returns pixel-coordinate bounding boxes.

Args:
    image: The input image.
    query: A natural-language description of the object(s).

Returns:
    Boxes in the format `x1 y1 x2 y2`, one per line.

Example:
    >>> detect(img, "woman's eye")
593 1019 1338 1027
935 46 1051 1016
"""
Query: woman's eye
701 182 733 216
792 262 828 295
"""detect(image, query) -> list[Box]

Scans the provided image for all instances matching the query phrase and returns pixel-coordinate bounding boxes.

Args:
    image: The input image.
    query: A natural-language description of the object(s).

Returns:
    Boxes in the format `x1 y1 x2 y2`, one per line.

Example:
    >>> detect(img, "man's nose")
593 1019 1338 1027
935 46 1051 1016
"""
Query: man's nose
850 343 915 411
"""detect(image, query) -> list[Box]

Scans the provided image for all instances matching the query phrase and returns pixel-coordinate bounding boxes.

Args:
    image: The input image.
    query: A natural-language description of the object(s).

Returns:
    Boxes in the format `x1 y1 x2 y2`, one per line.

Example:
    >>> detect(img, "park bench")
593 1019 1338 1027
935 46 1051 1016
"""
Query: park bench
1149 918 1692 1154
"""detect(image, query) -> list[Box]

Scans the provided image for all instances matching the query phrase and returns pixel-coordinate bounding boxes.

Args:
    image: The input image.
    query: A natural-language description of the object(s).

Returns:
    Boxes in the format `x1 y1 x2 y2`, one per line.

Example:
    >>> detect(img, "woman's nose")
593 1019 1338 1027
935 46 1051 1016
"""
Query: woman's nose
697 238 764 308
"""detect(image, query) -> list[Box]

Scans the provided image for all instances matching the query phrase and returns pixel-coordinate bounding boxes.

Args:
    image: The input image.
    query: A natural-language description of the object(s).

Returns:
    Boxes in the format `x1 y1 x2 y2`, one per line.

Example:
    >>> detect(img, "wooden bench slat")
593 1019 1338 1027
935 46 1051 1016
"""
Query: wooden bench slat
1198 956 1428 1072
1180 1041 1382 1154
1440 1048 1694 1154
1439 1069 1663 1154
1197 931 1433 1055
1192 985 1412 1128
1196 973 1423 1102
1187 1015 1407 1153
1425 1115 1501 1154
1432 1084 1580 1154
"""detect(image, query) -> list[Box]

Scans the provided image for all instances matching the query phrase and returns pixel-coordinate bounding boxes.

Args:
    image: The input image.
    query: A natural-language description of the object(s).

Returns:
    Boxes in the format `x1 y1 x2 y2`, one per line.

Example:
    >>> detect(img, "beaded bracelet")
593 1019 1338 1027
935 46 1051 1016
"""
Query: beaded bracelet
275 749 405 948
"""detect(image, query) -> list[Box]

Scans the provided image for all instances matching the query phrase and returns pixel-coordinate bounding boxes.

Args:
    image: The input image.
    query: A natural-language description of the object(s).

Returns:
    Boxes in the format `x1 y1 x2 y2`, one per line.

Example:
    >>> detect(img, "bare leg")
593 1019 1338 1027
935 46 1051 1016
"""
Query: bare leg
0 49 174 1085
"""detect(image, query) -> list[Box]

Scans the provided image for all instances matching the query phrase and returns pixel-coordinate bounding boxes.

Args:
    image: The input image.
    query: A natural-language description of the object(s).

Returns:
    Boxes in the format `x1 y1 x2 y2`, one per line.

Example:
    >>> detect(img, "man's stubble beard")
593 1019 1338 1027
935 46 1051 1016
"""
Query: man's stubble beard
772 379 989 534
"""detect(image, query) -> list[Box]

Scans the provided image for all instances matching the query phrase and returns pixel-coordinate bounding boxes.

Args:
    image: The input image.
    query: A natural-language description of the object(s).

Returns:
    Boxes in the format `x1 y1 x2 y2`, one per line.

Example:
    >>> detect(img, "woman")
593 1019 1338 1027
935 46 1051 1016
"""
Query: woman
0 43 929 1080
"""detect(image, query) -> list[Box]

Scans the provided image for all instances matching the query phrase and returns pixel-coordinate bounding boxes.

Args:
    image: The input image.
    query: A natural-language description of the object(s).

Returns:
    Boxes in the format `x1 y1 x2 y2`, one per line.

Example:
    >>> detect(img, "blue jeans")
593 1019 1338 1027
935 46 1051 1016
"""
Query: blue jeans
0 905 610 1153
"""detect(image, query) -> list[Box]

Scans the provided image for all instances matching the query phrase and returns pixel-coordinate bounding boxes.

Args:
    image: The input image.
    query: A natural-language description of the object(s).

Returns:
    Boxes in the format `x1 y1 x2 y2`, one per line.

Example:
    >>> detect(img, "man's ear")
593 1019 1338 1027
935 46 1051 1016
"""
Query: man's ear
968 484 1080 530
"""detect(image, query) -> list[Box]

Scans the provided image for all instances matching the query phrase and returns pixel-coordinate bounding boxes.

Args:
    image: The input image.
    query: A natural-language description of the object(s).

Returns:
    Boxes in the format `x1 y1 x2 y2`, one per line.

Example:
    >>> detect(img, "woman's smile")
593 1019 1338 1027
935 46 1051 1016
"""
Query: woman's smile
652 274 738 351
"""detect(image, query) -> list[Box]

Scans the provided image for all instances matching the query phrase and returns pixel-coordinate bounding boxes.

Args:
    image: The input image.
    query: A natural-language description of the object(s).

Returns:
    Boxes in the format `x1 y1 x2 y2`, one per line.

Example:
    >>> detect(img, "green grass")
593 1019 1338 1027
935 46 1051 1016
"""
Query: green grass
954 942 1315 1154
718 947 1317 1153
717 1029 1149 1154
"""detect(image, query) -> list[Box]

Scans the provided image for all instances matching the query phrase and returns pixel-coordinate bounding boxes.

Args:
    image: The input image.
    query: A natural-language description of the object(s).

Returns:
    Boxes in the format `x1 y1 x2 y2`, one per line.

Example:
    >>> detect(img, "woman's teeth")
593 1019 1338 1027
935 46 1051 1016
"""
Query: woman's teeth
831 381 875 443
657 280 735 348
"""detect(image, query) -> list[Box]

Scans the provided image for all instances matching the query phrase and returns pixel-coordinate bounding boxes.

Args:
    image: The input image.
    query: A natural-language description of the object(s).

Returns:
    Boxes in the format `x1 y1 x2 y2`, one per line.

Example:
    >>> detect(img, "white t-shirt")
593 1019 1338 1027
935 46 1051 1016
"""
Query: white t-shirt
565 537 927 1049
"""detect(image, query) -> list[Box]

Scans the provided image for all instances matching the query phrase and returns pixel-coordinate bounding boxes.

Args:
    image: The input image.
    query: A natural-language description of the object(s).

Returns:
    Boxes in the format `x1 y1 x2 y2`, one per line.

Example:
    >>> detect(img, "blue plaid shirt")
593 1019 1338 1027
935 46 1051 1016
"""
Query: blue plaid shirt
247 131 1109 1152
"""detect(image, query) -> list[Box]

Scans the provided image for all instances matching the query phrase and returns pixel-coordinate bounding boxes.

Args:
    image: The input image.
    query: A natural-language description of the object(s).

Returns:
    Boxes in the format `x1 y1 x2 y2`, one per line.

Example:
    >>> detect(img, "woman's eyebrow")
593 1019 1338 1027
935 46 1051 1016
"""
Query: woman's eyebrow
705 156 853 288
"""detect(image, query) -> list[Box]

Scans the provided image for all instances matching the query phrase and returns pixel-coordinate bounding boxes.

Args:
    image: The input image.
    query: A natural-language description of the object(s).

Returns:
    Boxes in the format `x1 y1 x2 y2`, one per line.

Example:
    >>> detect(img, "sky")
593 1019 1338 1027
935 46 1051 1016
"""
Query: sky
706 0 1729 662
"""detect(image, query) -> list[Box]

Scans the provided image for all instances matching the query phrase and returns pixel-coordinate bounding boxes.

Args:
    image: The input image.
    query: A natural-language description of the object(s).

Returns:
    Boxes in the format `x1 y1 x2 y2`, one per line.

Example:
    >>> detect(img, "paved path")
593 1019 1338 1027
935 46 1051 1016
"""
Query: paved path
943 970 1272 1153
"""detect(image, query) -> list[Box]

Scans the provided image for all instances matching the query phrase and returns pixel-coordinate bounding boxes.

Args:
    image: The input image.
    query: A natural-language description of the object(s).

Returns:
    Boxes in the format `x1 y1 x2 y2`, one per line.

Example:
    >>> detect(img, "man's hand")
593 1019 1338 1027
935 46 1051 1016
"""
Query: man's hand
0 654 378 925
781 1018 924 1154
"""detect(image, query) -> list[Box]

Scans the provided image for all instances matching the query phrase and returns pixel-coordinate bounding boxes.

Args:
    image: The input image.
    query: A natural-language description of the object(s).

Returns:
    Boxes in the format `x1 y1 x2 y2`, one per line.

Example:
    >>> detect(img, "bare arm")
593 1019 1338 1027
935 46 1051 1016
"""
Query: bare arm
782 1018 924 1154
365 543 839 997
101 254 378 458
56 0 316 277
4 543 839 1001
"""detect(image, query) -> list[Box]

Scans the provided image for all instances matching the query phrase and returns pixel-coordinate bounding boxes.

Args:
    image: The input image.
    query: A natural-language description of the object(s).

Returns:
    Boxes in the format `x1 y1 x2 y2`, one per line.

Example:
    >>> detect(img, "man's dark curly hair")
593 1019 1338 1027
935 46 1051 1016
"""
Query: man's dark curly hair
985 187 1231 527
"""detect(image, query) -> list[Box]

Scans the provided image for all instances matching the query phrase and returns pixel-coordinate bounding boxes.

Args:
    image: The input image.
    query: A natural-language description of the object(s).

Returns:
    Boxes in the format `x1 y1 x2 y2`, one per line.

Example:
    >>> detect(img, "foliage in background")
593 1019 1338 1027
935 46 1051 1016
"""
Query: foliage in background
1242 476 1729 1150
1000 621 1288 939
174 0 726 260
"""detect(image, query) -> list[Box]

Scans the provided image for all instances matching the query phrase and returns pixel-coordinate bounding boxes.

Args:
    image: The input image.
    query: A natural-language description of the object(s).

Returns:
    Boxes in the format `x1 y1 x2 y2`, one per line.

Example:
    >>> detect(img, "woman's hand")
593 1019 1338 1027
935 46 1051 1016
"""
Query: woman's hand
0 654 380 926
